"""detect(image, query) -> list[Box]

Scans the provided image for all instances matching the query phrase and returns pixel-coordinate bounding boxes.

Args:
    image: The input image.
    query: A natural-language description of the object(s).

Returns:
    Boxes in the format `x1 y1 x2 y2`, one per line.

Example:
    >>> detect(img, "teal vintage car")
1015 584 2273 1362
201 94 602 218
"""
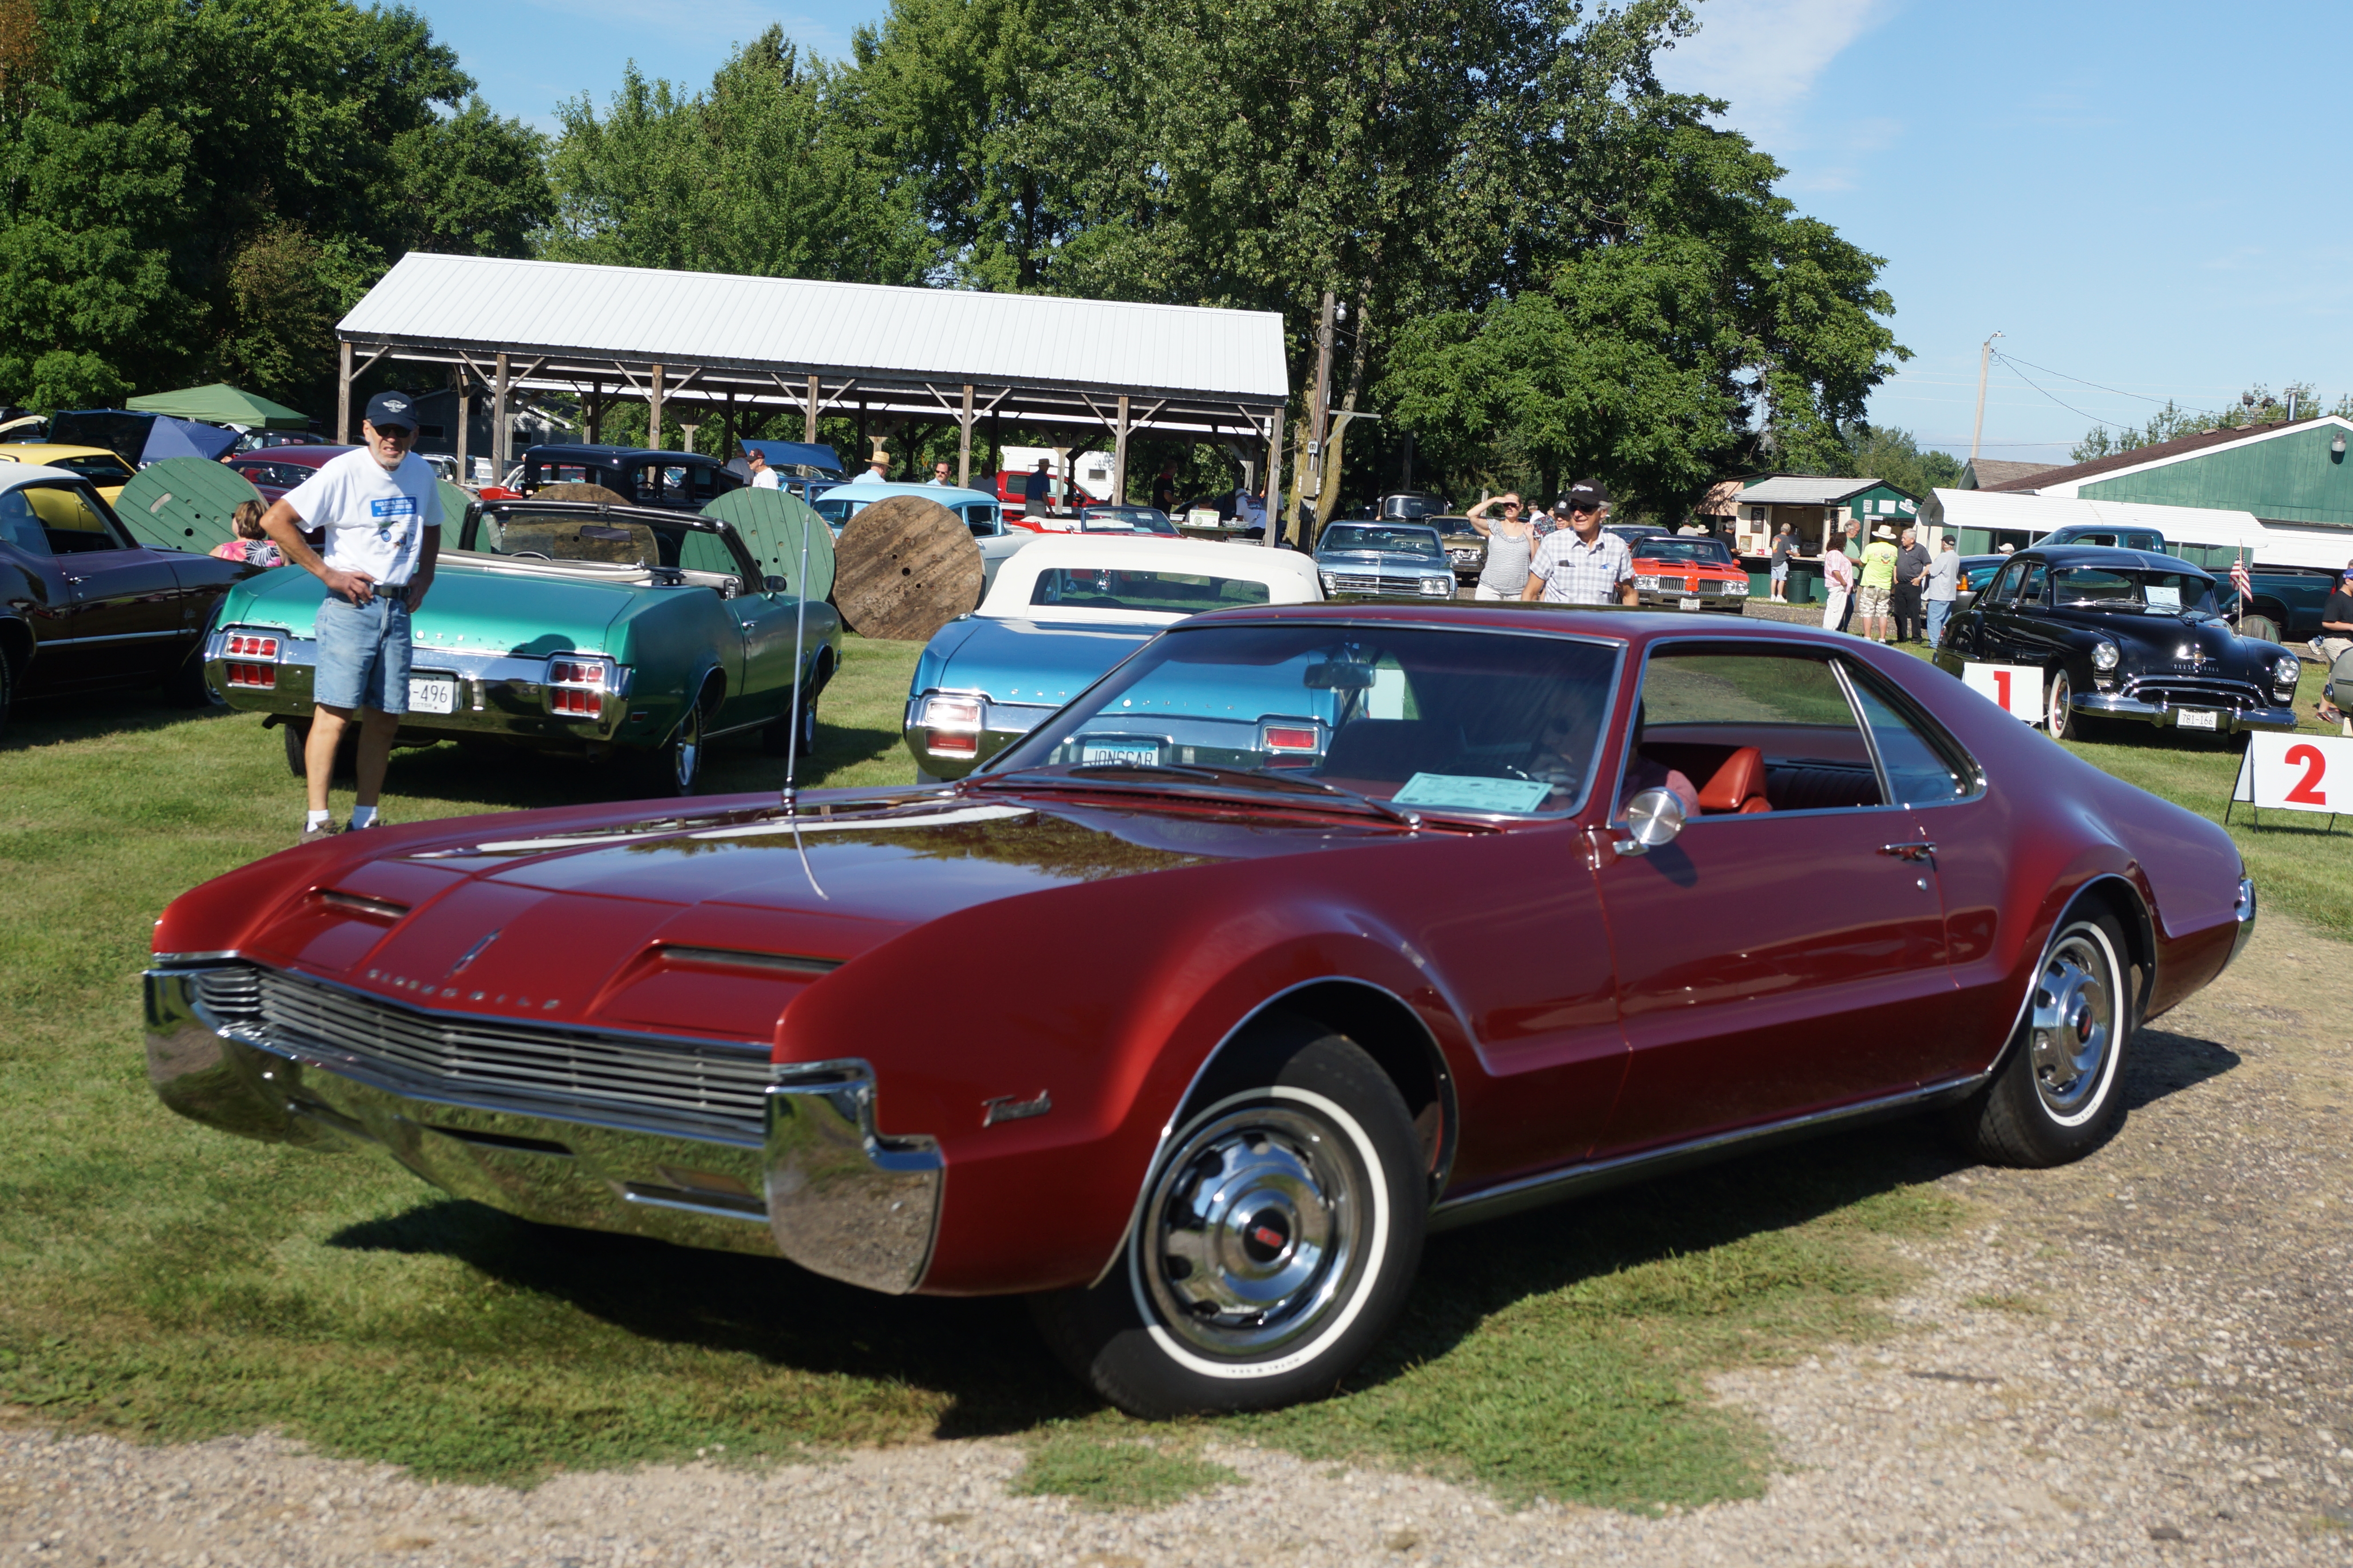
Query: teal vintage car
205 492 840 795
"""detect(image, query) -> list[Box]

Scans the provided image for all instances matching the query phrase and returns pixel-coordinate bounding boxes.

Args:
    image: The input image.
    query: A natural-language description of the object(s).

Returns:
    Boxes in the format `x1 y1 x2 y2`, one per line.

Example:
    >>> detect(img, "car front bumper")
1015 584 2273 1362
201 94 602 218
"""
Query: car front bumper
2070 693 2298 733
1633 584 1749 611
208 630 658 750
144 961 944 1295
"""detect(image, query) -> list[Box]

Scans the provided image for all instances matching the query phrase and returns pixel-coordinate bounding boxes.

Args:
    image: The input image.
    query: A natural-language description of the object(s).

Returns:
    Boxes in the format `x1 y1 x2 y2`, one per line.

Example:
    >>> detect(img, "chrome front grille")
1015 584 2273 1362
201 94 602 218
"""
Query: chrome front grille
2119 676 2263 711
1329 572 1441 595
198 963 771 1141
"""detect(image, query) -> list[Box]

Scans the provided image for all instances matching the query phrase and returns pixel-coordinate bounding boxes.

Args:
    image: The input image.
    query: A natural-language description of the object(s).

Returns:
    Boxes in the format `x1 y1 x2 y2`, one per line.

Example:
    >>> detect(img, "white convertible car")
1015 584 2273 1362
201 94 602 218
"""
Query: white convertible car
901 536 1323 780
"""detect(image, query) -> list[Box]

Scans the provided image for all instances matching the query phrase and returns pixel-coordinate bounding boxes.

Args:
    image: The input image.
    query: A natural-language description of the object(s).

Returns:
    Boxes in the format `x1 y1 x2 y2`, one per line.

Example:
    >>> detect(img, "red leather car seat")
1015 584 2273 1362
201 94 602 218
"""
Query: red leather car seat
1698 745 1771 814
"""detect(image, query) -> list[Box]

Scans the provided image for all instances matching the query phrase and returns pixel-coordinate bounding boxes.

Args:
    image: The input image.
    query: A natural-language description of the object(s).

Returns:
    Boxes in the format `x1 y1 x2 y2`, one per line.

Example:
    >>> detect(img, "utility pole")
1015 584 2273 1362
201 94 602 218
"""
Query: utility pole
1300 290 1338 545
1970 331 2003 463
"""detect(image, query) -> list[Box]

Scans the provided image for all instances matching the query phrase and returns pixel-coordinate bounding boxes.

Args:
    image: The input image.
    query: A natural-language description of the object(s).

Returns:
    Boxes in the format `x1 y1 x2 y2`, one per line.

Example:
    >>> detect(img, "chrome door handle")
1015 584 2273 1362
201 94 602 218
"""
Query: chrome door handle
1879 842 1936 862
63 574 85 587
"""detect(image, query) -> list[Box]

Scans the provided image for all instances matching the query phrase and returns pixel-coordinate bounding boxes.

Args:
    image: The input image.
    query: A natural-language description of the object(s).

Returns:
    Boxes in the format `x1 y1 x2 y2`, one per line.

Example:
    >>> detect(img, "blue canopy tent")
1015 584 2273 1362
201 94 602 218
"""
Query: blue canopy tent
139 416 240 464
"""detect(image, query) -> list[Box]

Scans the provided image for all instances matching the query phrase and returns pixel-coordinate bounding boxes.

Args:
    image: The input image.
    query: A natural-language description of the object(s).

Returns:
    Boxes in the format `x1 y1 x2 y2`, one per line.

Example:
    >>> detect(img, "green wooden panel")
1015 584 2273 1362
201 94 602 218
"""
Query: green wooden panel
702 487 837 601
437 479 474 536
2079 423 2353 528
113 458 263 554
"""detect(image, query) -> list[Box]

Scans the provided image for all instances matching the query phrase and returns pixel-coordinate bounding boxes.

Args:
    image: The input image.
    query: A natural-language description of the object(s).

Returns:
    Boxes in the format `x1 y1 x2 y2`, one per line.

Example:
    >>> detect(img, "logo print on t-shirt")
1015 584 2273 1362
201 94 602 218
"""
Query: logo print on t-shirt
369 498 419 519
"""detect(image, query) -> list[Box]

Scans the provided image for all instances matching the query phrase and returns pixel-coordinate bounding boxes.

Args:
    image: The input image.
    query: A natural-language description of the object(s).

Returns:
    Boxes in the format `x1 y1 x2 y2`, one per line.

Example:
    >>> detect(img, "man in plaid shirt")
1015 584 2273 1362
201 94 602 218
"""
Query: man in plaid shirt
1521 478 1637 606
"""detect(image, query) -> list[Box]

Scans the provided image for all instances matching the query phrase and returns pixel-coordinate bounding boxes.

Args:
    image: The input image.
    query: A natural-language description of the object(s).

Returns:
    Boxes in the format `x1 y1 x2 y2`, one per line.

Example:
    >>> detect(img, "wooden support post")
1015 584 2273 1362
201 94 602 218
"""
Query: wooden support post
723 389 737 461
648 363 665 449
1263 405 1286 548
805 374 818 444
586 378 602 445
1113 394 1131 505
958 383 975 488
492 352 510 477
452 363 469 482
336 341 354 444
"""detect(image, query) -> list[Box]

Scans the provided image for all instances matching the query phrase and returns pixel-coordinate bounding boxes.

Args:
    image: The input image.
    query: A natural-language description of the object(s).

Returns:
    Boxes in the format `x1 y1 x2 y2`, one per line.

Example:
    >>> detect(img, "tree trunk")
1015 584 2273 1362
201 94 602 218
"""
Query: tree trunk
1315 293 1374 529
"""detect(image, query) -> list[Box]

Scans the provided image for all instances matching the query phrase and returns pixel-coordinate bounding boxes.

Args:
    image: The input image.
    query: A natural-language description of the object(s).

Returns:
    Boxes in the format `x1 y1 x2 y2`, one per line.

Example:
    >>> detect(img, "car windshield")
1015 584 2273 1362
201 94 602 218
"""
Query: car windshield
1633 538 1735 565
1321 525 1441 558
810 496 859 526
47 453 134 485
985 623 1622 817
2053 567 2220 616
470 508 734 574
1380 495 1442 520
1030 568 1273 614
1078 506 1178 535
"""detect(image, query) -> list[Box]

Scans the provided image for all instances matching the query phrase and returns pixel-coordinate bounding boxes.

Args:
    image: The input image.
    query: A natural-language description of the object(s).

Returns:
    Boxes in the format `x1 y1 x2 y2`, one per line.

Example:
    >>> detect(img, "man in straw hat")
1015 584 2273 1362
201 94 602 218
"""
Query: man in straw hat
1857 523 1902 644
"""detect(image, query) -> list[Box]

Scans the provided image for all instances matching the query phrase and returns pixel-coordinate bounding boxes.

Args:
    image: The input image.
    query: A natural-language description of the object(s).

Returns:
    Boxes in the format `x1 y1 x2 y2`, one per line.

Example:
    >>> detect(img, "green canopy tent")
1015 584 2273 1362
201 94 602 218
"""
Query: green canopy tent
126 384 310 431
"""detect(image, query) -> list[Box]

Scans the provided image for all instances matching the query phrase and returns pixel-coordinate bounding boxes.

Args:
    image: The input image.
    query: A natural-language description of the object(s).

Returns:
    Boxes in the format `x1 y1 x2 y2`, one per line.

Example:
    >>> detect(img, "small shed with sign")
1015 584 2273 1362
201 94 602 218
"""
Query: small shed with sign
1732 475 1921 559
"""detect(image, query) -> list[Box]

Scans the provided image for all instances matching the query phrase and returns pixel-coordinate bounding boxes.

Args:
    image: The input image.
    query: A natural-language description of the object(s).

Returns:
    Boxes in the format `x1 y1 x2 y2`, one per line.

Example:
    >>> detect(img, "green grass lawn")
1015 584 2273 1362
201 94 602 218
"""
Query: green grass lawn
0 631 2335 1510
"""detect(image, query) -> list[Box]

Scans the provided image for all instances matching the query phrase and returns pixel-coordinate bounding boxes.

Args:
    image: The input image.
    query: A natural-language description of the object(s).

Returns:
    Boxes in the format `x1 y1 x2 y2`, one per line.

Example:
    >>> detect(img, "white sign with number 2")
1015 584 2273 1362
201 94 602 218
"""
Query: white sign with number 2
2233 731 2353 813
1961 662 2044 724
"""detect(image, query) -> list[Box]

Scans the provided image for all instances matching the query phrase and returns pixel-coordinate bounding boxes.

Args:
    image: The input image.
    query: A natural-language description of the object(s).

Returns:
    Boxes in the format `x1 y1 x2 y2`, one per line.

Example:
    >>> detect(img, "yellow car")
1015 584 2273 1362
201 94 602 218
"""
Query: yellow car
0 444 137 503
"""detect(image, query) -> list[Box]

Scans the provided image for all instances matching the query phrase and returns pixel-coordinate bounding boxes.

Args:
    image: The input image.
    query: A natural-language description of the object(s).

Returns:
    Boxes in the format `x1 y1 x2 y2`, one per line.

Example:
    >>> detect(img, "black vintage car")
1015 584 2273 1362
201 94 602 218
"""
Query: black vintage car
1934 544 2301 741
518 445 743 511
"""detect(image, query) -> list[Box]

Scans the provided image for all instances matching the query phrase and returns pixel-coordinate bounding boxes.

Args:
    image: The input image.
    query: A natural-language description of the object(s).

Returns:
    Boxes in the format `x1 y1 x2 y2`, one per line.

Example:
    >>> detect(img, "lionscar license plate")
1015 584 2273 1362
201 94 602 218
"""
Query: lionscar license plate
1678 596 1702 610
1080 739 1160 766
2177 708 2219 730
408 676 457 715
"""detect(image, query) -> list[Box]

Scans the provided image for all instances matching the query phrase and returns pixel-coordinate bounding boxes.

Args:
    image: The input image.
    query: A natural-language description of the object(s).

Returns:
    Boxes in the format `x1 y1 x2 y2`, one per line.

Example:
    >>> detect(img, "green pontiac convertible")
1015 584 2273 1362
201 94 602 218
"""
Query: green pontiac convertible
206 494 841 795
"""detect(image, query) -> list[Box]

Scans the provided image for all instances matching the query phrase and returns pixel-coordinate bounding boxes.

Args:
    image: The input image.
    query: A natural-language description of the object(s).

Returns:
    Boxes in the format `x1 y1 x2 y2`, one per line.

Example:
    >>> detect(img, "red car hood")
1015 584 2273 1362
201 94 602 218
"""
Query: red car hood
161 791 1382 1045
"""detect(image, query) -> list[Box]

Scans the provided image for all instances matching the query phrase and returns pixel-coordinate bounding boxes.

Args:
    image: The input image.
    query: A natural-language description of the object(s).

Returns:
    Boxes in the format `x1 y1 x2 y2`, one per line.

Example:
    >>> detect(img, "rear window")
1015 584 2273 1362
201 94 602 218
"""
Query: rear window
1030 569 1273 614
477 511 663 565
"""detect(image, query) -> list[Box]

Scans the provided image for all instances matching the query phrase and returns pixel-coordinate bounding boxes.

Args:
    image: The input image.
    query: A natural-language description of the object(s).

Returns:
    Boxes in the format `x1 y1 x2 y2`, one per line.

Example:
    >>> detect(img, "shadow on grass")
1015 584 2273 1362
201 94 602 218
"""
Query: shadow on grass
2 688 235 749
326 1199 1096 1437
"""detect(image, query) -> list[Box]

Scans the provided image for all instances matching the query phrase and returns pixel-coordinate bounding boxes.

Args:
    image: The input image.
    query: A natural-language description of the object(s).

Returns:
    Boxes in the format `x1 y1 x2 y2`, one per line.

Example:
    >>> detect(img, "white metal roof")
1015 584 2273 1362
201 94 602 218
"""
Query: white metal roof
339 254 1290 406
1736 476 1892 506
1925 488 2261 543
978 536 1322 622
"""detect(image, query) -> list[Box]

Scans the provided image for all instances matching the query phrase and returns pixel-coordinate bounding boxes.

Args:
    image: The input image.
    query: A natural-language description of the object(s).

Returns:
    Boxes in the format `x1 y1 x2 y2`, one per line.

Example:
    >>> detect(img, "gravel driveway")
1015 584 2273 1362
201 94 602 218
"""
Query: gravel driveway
7 915 2350 1567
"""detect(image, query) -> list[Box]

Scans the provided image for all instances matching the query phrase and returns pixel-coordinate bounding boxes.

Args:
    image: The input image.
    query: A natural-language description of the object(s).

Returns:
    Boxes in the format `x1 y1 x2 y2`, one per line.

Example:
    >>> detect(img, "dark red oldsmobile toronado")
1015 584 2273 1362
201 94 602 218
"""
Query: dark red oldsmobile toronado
147 605 2255 1416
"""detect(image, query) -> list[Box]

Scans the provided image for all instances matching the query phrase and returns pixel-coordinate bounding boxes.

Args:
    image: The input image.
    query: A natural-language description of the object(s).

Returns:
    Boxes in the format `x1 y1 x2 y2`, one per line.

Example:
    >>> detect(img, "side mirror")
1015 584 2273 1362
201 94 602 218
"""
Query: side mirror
765 575 791 595
1610 787 1686 857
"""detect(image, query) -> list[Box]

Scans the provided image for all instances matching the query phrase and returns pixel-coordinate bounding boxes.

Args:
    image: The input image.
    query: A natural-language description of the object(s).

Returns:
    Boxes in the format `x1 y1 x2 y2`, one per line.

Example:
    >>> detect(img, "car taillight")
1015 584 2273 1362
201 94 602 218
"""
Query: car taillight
927 731 979 757
920 695 984 732
545 655 615 719
1264 726 1319 752
1257 720 1324 756
225 633 279 659
225 662 276 689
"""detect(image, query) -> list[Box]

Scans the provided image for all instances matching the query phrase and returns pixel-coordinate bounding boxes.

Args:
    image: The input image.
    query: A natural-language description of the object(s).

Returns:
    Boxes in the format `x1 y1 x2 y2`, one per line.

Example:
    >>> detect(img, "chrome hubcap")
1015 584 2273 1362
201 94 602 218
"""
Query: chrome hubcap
2028 934 2112 1115
1145 1105 1362 1357
2049 674 2069 732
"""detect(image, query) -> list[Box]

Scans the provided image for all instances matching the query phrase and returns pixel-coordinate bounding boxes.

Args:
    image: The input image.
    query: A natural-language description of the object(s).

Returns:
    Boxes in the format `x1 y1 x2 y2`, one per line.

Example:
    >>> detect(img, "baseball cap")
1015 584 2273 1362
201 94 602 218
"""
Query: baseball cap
364 390 418 431
1562 478 1608 511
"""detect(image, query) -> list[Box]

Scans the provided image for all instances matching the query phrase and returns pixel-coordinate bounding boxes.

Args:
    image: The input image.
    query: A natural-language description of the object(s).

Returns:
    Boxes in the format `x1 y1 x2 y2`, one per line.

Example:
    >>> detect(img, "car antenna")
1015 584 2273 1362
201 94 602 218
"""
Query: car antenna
779 505 829 901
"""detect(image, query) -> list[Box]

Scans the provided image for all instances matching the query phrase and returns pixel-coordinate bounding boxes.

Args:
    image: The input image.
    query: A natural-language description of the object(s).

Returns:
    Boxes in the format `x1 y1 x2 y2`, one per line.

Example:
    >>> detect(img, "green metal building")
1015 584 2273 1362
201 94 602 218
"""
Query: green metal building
1986 415 2353 530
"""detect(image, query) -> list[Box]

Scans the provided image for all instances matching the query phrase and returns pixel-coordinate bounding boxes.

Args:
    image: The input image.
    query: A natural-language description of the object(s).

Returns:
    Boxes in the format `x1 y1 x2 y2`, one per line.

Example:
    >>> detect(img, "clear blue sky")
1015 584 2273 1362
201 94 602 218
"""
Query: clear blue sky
415 0 2348 467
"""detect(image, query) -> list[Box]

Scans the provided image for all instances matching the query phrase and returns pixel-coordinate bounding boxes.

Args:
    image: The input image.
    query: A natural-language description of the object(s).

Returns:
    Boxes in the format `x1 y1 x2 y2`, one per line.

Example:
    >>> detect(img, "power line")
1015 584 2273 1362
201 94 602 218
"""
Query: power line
1992 350 2209 412
1993 356 2130 433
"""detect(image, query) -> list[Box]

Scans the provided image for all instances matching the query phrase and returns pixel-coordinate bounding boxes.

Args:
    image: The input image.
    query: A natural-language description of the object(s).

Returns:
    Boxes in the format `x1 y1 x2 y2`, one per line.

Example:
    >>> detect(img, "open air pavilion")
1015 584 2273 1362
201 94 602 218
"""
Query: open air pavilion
332 253 1294 509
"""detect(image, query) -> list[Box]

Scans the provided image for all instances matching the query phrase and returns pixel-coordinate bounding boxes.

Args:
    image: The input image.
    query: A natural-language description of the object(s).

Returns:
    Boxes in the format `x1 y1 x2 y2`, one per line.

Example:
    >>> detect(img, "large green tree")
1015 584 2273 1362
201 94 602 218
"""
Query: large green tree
544 28 929 287
0 0 547 416
1379 113 1902 521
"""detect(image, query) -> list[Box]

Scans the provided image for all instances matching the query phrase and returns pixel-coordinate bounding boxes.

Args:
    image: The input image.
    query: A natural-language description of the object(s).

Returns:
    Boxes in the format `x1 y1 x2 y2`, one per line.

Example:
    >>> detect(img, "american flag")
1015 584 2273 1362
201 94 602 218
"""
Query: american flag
2230 551 2253 605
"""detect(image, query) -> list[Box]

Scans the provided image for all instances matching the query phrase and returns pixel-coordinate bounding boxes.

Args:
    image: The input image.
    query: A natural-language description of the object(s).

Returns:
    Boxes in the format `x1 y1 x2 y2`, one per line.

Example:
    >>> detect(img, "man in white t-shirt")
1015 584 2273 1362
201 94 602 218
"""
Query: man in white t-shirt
259 390 442 844
744 448 781 490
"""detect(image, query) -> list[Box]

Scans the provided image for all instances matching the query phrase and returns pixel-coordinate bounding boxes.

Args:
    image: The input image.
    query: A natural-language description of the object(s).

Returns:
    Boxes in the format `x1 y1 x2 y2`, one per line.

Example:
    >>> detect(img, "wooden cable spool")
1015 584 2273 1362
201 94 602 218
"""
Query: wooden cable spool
832 493 983 641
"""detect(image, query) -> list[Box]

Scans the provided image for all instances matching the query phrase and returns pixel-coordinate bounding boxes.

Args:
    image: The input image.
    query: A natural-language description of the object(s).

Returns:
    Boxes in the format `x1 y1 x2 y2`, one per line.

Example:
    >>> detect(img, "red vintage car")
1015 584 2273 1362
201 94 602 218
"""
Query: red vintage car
1628 533 1752 613
145 606 2253 1417
226 444 359 504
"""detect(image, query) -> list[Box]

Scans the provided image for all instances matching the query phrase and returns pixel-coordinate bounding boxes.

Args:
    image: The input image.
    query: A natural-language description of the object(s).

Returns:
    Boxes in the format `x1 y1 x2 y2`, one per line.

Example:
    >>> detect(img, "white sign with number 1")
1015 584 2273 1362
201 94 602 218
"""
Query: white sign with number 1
1961 662 2044 724
2233 731 2353 813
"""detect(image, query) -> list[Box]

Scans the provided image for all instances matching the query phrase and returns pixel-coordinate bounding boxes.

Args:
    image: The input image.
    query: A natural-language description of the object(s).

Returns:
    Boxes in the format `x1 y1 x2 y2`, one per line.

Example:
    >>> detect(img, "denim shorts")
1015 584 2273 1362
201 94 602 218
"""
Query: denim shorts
313 592 412 713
